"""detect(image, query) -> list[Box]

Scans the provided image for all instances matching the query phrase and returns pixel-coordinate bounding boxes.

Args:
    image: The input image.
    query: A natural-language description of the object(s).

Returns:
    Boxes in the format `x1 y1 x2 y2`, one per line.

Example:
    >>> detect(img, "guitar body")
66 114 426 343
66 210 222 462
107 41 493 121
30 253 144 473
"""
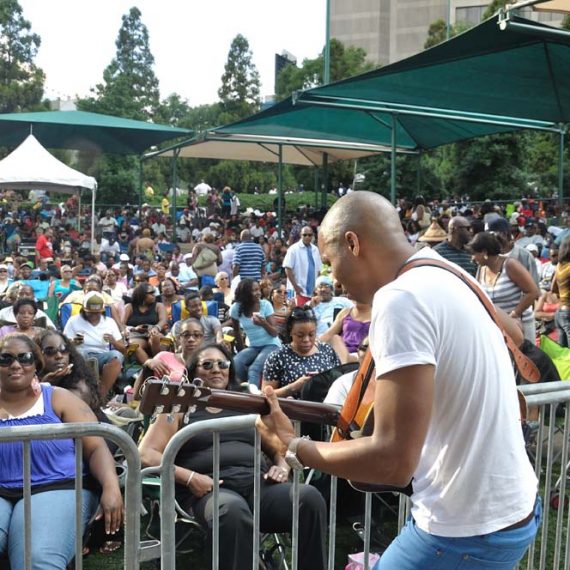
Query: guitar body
330 351 413 496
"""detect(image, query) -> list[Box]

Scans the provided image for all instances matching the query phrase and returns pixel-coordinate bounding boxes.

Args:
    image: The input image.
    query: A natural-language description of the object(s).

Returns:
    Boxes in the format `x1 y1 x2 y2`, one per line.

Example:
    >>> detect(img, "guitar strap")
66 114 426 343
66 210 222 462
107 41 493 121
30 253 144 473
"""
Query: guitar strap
336 349 374 436
396 258 540 383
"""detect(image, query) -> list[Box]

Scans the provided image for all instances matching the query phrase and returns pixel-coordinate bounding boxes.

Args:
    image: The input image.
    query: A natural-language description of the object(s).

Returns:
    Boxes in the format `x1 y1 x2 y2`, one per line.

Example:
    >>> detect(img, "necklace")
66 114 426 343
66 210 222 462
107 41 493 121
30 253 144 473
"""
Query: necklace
485 258 506 301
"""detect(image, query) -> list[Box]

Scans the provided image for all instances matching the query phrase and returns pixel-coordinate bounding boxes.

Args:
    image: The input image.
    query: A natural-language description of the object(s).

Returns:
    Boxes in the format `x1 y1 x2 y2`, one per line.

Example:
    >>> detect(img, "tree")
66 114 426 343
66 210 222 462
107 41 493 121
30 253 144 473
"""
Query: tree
79 7 159 121
77 7 161 204
424 19 471 49
482 0 508 20
275 39 373 101
218 34 260 123
0 0 45 113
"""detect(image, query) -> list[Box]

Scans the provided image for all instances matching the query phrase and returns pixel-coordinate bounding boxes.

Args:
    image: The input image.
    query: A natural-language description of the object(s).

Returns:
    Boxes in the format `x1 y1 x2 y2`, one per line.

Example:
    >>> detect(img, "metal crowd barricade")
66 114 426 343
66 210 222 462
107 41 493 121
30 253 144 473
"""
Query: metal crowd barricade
0 422 142 570
519 381 570 570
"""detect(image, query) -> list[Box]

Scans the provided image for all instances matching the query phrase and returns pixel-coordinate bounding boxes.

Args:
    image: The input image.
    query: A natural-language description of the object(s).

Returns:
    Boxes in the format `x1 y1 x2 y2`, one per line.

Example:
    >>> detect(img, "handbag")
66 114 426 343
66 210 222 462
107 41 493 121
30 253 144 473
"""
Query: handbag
192 246 218 270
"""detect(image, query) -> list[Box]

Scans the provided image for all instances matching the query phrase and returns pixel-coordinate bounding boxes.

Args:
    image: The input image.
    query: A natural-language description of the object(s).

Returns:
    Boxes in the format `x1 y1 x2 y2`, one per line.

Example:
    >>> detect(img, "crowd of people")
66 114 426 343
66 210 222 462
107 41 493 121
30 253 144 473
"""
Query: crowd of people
0 186 566 568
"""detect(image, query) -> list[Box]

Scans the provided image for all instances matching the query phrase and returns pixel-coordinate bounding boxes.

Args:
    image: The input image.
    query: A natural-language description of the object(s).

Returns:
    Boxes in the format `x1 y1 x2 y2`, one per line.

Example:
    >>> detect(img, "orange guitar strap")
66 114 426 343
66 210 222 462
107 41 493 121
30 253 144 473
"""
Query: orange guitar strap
336 349 375 437
397 258 540 383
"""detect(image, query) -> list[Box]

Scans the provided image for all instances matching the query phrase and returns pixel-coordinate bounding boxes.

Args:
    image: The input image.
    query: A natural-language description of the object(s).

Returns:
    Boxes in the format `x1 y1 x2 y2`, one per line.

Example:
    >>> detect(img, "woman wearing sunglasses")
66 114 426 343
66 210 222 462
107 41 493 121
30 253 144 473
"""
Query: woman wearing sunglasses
262 307 340 399
37 330 102 413
122 283 168 366
0 334 123 569
132 318 205 399
139 343 327 570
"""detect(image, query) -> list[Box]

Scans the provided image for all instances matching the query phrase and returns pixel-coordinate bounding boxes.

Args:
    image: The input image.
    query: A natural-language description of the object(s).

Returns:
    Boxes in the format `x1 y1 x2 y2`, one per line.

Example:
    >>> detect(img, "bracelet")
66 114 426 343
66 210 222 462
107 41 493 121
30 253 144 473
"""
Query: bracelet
186 471 196 487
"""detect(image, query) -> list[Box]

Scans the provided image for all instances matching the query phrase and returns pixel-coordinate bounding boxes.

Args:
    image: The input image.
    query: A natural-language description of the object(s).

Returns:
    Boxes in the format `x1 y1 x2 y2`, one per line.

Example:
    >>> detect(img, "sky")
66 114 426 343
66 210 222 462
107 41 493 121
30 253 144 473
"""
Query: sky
18 0 326 107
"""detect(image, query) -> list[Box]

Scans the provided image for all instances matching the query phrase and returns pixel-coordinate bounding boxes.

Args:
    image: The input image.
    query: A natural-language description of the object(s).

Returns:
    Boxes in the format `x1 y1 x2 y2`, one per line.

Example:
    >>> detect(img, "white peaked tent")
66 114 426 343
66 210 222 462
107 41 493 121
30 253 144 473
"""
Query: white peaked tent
0 134 97 249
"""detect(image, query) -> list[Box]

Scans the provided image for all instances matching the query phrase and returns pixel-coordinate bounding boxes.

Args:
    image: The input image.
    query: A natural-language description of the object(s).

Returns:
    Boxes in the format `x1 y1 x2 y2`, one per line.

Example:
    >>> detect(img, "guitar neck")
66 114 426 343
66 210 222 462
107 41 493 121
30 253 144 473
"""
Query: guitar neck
202 390 340 426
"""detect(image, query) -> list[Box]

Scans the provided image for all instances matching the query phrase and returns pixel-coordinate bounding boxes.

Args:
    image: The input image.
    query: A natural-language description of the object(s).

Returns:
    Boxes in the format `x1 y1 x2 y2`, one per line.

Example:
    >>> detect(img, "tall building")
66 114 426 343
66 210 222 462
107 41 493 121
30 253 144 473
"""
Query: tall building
330 0 565 67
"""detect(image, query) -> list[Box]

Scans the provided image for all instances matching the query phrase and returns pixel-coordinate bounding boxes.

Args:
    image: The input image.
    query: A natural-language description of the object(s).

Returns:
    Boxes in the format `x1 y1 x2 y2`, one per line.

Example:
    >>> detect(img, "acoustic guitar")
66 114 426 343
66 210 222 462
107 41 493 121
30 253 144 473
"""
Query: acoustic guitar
139 351 413 496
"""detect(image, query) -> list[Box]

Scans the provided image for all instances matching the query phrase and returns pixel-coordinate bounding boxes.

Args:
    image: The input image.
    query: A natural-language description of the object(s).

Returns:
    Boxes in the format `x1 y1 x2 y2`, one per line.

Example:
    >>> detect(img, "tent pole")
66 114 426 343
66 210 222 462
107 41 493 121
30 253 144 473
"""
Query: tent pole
322 153 329 210
138 157 144 215
91 185 96 254
77 192 82 232
324 0 331 85
391 114 397 205
559 127 565 210
417 150 423 197
277 144 283 238
171 150 180 243
314 167 320 211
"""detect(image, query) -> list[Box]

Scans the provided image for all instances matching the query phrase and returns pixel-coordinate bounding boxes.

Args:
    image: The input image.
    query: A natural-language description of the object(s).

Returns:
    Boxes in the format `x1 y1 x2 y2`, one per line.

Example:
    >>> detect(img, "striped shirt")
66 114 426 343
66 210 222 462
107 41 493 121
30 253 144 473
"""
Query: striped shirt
433 241 477 276
479 258 532 323
233 241 265 281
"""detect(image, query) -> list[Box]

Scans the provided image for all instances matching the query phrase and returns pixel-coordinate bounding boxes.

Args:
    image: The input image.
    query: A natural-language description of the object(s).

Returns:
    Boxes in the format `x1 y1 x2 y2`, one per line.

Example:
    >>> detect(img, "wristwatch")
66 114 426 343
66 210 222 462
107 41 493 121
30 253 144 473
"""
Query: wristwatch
285 436 311 470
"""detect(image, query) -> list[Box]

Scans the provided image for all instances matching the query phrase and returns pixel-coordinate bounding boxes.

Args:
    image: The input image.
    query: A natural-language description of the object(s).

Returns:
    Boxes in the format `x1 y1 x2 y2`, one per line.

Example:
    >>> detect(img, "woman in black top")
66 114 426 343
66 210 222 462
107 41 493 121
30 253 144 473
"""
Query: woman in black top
122 283 168 364
262 307 340 398
139 343 327 570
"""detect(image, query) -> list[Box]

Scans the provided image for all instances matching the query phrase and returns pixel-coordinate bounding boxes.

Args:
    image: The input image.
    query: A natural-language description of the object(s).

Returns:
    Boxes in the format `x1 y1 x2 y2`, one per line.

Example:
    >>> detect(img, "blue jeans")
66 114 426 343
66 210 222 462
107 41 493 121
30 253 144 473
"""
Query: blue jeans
0 489 99 569
88 349 124 369
234 345 279 387
556 308 570 348
377 497 541 569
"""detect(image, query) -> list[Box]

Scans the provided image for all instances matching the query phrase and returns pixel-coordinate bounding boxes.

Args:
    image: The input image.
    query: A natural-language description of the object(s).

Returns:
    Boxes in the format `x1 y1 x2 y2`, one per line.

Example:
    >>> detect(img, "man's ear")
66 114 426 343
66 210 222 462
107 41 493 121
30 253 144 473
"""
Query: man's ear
345 231 360 256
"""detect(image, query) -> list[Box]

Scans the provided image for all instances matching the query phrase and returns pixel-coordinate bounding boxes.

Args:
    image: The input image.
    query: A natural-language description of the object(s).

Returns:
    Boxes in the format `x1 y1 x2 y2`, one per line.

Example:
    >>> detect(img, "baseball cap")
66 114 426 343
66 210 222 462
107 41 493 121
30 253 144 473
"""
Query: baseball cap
83 292 105 313
119 253 130 262
525 244 539 254
487 218 511 234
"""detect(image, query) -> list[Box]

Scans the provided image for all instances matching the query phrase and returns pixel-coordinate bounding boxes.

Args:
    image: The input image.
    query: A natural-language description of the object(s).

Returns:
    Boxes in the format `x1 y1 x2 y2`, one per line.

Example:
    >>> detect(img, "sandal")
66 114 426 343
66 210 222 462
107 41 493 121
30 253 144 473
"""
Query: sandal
99 540 122 555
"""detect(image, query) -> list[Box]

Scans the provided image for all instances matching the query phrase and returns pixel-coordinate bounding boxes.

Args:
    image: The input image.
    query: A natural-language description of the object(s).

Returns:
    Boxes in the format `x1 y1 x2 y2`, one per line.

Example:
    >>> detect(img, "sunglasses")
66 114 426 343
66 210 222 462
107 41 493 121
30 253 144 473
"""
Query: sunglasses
291 307 316 320
302 233 313 237
0 352 36 367
198 359 231 370
42 345 70 357
180 332 204 340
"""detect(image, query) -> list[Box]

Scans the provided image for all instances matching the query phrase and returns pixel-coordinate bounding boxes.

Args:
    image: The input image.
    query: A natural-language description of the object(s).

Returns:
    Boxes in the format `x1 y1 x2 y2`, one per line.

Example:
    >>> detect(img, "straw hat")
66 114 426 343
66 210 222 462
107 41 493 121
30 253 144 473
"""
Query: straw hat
418 221 447 243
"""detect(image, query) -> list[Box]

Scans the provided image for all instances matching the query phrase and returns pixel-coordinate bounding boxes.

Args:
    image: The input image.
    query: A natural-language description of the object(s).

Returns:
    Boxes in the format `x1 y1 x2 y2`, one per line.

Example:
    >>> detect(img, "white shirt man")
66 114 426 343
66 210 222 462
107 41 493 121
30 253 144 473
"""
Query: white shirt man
283 226 322 303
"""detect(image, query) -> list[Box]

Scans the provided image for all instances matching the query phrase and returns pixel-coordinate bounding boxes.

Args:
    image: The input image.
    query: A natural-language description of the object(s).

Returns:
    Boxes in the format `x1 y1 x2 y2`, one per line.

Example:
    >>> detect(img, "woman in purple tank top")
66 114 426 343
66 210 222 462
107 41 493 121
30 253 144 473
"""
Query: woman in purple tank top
0 334 123 569
320 301 371 363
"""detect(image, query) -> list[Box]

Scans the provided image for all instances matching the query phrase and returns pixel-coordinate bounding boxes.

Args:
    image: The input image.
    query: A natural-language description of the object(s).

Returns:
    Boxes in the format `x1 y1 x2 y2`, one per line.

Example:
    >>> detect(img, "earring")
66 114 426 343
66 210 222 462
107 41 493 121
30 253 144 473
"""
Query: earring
31 375 41 396
483 254 488 261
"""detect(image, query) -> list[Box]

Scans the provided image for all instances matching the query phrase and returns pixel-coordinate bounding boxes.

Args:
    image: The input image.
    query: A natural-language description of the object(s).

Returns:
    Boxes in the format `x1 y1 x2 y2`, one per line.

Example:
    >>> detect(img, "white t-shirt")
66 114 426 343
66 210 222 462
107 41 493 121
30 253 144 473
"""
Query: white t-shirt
370 248 537 537
324 371 355 406
63 314 123 355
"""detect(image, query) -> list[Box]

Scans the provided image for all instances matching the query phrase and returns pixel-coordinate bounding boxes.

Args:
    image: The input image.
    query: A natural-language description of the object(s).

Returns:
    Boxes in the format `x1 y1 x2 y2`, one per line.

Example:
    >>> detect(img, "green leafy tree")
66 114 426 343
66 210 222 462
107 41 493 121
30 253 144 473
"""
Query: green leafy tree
79 7 159 121
482 0 508 20
0 0 45 113
77 7 161 204
275 38 373 101
451 134 526 200
218 34 260 123
424 19 471 49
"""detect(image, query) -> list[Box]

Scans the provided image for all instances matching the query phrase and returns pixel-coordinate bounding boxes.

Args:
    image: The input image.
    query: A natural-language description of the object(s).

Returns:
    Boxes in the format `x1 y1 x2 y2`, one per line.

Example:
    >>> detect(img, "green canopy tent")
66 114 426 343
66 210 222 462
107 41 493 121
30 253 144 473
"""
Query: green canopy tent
146 117 409 235
0 110 193 237
0 110 192 155
296 13 569 203
150 92 542 231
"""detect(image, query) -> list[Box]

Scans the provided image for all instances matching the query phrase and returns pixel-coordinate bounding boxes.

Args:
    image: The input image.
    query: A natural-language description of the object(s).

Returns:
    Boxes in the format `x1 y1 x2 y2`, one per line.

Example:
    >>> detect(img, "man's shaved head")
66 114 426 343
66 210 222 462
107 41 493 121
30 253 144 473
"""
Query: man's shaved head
318 192 414 303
